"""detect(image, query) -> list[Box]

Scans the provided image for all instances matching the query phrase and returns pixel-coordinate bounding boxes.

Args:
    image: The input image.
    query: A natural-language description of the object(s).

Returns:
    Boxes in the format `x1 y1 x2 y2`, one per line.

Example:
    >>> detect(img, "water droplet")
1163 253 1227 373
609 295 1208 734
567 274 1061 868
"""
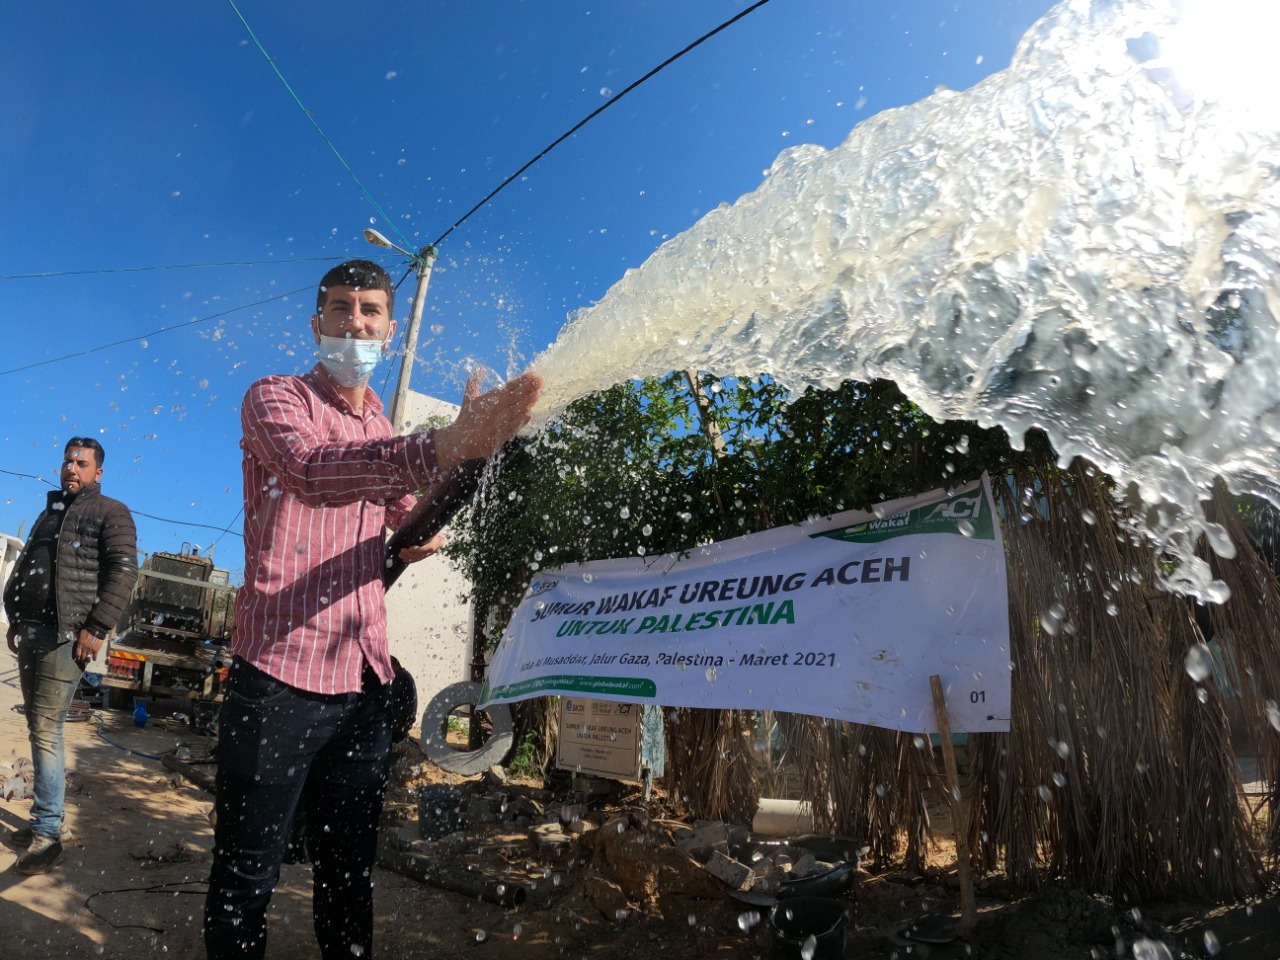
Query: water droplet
1203 930 1221 955
1266 700 1280 732
1131 938 1174 960
800 934 818 959
475 930 487 943
1184 642 1214 682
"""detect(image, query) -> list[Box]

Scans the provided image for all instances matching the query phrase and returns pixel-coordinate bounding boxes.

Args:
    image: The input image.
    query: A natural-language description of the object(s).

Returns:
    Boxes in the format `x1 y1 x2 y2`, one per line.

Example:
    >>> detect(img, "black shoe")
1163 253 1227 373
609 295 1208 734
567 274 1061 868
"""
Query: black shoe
9 825 71 849
16 835 64 875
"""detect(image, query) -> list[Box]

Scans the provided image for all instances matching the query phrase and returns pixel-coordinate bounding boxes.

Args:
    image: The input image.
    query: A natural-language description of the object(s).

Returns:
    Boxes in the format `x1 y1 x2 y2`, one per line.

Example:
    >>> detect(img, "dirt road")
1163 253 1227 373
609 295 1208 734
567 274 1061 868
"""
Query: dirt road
0 667 539 960
4 661 1279 960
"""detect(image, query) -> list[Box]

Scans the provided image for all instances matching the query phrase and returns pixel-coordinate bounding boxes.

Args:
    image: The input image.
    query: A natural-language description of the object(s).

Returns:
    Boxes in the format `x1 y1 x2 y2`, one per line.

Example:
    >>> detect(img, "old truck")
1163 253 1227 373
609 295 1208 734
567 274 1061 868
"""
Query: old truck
103 547 235 711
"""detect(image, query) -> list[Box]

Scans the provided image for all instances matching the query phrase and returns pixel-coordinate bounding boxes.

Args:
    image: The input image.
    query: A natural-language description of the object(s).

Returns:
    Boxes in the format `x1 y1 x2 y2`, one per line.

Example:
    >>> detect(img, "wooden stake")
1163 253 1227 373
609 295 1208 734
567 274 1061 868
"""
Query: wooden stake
930 674 977 937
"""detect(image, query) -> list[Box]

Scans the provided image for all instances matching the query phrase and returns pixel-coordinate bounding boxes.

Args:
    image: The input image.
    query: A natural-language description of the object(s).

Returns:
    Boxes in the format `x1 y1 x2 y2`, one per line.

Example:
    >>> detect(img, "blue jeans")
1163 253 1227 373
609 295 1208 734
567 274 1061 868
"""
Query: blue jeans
204 657 393 960
16 621 84 840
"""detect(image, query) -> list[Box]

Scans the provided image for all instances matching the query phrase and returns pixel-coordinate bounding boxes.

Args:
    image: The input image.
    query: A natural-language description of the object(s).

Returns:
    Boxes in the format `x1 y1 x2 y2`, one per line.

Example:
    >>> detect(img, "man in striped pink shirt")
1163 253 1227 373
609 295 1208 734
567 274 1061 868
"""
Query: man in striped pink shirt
204 259 541 960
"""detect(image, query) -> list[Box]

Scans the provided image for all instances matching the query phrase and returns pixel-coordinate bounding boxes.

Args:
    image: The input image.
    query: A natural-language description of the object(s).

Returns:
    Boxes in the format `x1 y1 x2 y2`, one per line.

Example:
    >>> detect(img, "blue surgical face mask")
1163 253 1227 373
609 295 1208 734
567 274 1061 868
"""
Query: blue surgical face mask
316 335 385 387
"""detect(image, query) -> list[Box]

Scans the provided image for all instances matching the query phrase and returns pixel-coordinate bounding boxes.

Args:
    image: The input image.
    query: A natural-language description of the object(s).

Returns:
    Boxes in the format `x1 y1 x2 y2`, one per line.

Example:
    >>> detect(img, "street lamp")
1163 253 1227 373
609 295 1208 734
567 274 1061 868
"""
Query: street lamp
363 228 438 433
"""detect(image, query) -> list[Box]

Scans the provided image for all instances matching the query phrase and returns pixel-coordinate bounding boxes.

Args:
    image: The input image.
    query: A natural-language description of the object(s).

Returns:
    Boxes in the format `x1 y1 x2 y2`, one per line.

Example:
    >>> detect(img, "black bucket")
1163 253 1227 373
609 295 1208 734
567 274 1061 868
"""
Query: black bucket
769 897 849 960
417 785 464 840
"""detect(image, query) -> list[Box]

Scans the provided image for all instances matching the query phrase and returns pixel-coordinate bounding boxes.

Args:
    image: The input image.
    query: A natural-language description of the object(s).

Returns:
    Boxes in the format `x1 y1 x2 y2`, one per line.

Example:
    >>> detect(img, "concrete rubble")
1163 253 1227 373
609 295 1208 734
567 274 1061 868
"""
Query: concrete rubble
377 763 862 922
2 754 33 801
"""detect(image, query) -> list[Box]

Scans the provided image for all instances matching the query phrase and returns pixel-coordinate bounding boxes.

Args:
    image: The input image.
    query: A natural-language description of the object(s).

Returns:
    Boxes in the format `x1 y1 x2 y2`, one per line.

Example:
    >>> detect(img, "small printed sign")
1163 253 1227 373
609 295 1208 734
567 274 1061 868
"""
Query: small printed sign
556 697 644 780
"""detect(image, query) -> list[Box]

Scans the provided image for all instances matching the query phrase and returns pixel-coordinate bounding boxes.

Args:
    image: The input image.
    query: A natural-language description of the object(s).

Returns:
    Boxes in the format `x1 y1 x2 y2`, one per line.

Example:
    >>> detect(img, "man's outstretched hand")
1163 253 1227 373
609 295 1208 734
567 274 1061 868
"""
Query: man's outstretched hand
398 531 446 564
434 371 543 471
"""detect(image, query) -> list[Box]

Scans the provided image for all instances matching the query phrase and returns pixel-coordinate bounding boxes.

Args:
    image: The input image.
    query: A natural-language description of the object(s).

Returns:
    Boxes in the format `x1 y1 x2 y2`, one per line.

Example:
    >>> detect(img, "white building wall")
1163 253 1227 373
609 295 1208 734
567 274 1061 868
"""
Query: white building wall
384 391 475 703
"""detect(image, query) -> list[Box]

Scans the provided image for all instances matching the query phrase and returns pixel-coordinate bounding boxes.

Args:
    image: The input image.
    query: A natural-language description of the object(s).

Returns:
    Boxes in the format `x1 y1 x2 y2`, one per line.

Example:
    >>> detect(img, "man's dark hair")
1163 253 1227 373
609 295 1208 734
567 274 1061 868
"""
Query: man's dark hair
317 259 395 316
65 437 105 467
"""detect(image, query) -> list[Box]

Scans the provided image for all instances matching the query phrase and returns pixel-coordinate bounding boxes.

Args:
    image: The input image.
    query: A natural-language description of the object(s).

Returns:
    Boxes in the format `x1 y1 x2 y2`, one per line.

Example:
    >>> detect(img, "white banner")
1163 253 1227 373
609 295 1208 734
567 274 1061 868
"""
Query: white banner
480 476 1010 733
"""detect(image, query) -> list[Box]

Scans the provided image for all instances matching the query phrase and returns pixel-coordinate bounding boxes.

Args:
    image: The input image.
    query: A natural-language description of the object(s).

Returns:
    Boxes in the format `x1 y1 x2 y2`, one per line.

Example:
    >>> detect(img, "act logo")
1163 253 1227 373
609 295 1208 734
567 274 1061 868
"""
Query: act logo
924 493 983 520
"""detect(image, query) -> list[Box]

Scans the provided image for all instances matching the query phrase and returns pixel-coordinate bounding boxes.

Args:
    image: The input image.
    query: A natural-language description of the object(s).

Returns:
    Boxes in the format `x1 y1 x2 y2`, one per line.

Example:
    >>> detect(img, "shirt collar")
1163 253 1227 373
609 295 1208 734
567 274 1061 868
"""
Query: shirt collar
305 364 385 418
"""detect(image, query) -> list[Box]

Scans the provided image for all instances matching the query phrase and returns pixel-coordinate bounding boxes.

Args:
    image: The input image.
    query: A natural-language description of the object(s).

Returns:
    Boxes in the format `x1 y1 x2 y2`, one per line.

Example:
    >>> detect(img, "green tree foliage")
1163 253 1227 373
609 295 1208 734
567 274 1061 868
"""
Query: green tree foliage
448 373 1037 651
445 374 1278 894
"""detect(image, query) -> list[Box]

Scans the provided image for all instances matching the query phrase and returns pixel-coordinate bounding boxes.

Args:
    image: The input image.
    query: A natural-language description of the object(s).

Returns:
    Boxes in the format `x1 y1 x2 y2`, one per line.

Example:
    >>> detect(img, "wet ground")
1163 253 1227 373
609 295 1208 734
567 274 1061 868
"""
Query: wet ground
2 666 1277 959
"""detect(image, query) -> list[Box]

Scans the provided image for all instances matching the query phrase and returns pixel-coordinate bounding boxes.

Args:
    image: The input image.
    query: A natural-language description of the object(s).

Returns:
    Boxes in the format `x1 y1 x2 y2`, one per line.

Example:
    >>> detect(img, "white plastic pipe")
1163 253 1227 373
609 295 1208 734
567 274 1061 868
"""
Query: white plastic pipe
752 798 814 836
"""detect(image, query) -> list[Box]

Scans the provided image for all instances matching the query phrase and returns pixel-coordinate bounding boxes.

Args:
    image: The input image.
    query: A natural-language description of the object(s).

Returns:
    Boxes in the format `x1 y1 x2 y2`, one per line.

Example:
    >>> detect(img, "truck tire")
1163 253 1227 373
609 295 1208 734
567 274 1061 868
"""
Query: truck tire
419 681 514 775
106 687 133 712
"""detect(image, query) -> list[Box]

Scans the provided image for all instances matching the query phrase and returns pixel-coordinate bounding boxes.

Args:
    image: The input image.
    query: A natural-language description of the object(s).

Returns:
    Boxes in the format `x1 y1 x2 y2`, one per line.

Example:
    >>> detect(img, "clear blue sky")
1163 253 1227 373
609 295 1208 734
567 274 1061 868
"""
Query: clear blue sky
0 0 1051 581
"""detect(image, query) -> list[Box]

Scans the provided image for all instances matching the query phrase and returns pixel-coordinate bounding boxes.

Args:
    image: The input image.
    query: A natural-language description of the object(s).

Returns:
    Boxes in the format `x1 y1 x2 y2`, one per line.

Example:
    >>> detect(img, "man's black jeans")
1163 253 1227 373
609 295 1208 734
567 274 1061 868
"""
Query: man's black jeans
204 657 393 960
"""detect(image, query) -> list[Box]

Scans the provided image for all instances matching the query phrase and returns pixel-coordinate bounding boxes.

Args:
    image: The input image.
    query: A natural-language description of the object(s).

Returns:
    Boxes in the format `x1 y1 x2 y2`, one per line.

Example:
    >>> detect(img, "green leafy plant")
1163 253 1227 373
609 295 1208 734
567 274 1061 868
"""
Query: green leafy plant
505 730 542 781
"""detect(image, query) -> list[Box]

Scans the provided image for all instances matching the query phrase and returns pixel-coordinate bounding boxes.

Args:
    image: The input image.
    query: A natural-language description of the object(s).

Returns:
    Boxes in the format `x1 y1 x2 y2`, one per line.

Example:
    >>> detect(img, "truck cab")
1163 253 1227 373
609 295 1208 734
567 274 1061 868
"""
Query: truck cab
103 547 235 714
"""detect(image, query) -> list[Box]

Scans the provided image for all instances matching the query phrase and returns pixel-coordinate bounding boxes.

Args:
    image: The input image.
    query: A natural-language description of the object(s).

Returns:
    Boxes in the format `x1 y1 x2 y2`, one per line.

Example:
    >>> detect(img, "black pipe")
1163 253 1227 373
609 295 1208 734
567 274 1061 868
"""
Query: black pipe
383 459 487 588
377 846 528 907
383 439 526 589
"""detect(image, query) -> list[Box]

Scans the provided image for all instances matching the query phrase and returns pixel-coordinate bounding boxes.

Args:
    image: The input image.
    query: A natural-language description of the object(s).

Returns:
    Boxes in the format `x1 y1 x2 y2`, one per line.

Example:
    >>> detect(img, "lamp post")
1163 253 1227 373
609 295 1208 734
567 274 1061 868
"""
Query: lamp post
363 228 438 433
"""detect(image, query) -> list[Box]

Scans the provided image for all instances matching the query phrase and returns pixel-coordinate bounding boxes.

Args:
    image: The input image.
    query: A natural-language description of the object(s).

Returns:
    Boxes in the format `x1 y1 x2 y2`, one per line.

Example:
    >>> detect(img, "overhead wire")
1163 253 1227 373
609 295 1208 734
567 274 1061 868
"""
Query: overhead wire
219 0 776 425
0 256 344 282
2 1 777 554
431 0 774 247
134 512 244 539
3 0 778 380
225 0 774 249
0 286 311 377
0 468 245 539
206 507 245 550
225 0 417 254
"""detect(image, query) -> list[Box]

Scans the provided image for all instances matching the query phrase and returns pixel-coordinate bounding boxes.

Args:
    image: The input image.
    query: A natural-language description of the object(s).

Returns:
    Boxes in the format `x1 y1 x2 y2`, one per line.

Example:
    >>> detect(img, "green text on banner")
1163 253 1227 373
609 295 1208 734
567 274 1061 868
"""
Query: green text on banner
480 475 1010 734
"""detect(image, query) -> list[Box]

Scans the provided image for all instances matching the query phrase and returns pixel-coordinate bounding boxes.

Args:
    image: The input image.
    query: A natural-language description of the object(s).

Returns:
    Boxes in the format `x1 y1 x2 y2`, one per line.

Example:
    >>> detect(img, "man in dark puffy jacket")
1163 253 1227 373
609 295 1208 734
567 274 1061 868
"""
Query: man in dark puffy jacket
3 437 137 874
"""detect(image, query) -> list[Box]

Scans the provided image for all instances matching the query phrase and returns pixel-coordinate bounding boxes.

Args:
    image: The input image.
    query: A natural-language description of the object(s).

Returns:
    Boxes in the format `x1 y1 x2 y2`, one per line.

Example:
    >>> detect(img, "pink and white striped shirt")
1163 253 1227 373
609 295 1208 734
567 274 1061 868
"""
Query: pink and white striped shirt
233 367 441 694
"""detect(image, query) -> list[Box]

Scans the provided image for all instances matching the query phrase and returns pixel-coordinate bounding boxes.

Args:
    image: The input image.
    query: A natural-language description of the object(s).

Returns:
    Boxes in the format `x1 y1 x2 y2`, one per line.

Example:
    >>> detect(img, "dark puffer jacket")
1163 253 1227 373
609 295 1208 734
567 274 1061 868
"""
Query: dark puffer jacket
3 483 138 640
